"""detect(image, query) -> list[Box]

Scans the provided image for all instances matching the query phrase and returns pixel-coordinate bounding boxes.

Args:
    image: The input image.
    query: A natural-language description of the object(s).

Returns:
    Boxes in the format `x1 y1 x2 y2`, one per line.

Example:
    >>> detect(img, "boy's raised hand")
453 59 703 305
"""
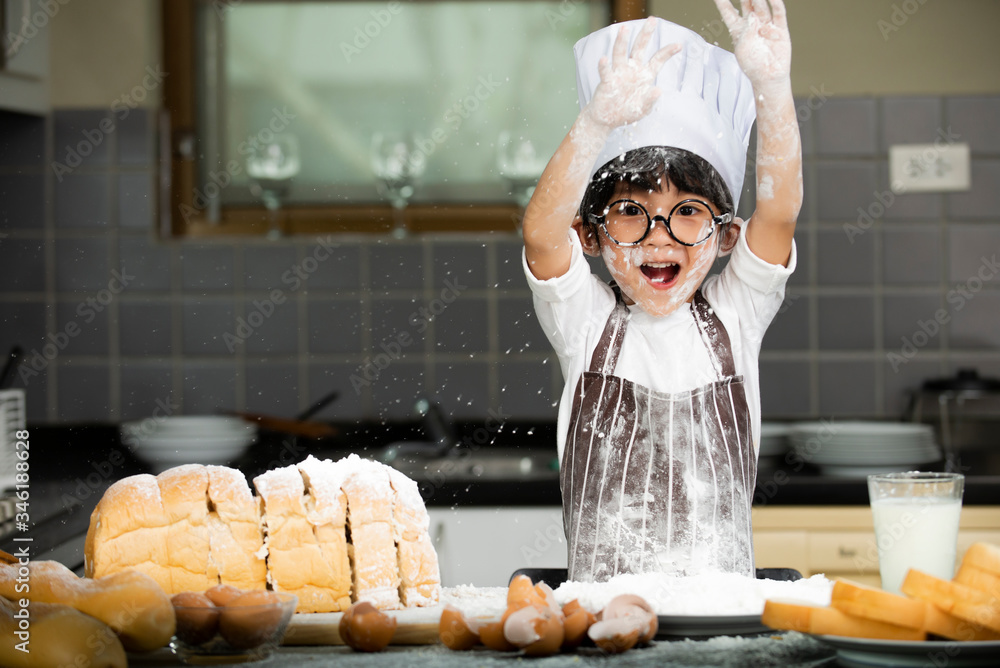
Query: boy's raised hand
712 0 791 91
582 17 681 131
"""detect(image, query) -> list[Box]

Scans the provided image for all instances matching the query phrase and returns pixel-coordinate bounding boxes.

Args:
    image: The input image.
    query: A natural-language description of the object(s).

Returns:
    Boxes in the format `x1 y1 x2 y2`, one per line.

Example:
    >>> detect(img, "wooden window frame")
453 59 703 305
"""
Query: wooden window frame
161 0 646 238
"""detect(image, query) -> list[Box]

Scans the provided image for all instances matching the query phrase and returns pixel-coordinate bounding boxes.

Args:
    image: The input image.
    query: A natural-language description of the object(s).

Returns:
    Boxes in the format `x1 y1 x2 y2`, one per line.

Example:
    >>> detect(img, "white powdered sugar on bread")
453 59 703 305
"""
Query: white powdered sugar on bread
387 466 440 607
86 457 441 614
338 454 403 610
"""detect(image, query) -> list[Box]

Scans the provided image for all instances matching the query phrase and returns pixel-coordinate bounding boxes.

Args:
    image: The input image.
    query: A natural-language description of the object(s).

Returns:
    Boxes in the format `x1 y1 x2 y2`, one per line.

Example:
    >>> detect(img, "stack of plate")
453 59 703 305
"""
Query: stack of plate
788 421 941 478
121 416 257 473
759 422 791 458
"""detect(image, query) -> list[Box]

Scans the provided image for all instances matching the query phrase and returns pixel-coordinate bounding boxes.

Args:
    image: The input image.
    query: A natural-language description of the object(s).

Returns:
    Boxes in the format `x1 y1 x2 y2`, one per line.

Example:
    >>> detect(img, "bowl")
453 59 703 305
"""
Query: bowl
121 416 258 473
169 591 297 664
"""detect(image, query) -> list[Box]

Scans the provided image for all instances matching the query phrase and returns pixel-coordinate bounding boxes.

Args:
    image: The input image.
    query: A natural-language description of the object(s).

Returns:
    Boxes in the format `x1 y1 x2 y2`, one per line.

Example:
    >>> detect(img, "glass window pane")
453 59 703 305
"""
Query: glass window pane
199 1 609 209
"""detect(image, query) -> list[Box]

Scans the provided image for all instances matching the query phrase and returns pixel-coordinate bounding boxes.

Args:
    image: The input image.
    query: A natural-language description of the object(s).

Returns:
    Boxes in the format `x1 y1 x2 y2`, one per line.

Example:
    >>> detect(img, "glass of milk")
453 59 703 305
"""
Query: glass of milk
867 472 964 594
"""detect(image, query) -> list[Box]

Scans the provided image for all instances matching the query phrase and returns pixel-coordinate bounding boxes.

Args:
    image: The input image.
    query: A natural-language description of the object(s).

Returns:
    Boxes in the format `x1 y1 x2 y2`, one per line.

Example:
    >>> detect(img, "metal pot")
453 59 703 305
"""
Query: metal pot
905 368 1000 472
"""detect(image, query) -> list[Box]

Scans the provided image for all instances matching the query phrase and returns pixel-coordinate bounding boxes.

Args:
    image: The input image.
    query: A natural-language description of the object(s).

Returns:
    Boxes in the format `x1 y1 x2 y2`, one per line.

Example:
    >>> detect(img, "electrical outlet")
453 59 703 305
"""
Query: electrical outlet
889 143 970 194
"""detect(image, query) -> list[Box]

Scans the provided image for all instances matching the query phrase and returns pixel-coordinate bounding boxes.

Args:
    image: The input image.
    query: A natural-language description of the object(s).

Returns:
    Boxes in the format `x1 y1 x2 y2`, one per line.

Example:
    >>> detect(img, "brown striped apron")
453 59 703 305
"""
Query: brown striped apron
561 287 756 582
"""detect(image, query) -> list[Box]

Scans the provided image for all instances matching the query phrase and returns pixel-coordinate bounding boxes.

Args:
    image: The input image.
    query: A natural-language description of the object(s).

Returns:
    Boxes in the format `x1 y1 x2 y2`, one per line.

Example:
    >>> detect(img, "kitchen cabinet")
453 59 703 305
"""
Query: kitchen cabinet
429 506 567 587
430 505 1000 587
0 0 50 115
752 506 1000 587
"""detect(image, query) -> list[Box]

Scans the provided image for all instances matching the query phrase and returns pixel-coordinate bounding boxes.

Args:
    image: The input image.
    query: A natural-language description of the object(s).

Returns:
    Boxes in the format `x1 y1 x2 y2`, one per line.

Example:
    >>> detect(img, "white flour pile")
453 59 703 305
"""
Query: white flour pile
442 572 832 618
554 572 832 616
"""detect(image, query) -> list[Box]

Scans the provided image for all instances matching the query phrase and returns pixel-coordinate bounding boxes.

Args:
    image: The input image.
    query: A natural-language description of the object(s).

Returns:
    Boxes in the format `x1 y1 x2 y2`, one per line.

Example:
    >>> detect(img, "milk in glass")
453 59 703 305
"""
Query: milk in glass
871 495 962 595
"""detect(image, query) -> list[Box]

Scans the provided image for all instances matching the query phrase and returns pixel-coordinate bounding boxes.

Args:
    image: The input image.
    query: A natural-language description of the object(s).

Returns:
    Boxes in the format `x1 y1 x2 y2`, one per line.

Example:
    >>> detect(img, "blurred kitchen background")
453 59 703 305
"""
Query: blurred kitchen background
1 0 998 428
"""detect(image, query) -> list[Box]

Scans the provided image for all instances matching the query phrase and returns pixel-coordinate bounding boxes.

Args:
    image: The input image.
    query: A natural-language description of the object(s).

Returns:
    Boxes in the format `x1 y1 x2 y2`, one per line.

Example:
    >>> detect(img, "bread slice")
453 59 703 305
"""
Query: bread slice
901 569 1000 634
955 564 1000 600
830 578 926 630
296 456 352 611
339 454 401 609
387 467 441 607
961 543 1000 577
205 465 267 591
156 465 215 592
84 473 172 590
762 599 926 640
923 600 1000 641
254 464 352 612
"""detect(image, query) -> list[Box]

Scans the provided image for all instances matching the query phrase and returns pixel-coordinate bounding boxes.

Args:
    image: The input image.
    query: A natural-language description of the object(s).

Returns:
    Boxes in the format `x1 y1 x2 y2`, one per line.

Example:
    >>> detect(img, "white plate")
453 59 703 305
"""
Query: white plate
789 422 935 438
813 634 1000 667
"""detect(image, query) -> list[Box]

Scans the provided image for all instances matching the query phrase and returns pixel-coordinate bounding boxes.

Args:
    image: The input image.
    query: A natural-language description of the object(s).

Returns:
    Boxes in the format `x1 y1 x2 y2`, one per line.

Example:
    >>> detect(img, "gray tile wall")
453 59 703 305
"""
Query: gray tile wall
1 96 998 425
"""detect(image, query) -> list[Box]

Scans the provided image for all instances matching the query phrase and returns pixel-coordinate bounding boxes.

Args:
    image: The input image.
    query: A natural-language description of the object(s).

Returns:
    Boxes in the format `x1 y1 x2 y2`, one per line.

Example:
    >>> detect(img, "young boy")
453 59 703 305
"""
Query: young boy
522 1 801 582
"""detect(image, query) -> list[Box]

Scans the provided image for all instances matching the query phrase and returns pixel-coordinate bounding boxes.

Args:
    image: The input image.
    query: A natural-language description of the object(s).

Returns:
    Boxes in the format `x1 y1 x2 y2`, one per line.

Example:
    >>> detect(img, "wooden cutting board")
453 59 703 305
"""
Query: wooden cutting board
283 605 444 645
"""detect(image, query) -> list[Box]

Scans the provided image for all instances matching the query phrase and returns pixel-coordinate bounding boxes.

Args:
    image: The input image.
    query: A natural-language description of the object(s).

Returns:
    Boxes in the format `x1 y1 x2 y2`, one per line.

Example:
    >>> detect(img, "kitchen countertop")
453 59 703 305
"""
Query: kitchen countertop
5 421 1000 570
126 632 838 667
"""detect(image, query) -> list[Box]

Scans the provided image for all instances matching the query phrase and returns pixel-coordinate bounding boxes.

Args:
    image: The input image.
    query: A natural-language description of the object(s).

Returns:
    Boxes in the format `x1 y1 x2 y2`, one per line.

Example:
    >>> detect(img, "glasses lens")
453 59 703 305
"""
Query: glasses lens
669 200 716 244
604 200 649 244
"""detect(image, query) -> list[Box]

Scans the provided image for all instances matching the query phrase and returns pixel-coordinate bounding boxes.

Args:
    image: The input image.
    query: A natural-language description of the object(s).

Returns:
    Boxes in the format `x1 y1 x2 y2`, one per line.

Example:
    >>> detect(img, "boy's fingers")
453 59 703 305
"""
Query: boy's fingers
768 0 789 30
711 0 740 29
738 0 753 22
748 0 771 22
597 55 611 82
648 43 681 73
611 23 630 66
631 16 657 61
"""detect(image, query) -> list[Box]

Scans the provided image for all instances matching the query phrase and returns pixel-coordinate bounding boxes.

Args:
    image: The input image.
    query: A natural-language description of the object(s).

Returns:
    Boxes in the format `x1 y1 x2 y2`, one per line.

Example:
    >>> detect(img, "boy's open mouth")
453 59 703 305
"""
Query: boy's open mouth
640 262 680 286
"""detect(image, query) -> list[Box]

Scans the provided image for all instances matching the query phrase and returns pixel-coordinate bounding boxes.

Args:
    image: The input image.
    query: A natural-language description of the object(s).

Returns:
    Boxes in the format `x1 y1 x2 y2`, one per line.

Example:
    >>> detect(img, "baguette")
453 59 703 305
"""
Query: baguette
901 569 1000 634
0 560 175 652
830 578 926 630
0 596 127 668
761 599 925 640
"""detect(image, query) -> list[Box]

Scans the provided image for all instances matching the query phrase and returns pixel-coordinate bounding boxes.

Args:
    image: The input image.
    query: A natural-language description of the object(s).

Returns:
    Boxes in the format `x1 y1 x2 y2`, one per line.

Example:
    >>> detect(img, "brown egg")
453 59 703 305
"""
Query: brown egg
339 601 397 652
218 589 284 650
438 605 478 651
503 604 564 657
478 619 515 651
205 584 244 607
601 593 658 644
171 592 220 646
562 607 596 650
588 618 641 653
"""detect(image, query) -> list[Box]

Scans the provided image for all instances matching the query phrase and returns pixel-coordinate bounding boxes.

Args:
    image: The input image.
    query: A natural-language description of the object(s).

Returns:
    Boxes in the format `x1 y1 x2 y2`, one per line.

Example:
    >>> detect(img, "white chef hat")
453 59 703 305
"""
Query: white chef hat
574 18 757 212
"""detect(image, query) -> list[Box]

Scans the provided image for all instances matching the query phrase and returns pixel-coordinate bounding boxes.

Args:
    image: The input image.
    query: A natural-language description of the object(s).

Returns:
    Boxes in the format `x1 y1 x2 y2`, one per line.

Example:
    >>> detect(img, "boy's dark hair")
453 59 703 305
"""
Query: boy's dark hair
579 146 734 234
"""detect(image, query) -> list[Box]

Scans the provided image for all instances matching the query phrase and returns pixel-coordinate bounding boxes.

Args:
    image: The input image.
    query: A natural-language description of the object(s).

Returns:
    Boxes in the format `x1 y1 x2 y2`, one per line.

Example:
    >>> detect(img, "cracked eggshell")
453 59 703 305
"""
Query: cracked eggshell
602 593 658 644
587 617 641 654
533 582 564 618
438 605 478 651
479 619 516 651
503 605 564 657
562 606 596 650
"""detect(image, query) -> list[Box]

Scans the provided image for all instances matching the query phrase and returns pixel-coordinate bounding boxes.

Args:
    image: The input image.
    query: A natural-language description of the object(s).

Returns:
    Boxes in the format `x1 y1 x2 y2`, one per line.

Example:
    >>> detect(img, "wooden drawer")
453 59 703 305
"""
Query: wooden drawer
753 530 808 574
807 532 879 574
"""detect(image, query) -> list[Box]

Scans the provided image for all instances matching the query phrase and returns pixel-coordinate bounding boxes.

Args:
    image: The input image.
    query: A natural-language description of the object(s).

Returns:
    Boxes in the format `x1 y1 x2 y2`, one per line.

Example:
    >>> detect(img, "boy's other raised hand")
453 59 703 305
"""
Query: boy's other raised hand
712 0 791 91
582 16 681 131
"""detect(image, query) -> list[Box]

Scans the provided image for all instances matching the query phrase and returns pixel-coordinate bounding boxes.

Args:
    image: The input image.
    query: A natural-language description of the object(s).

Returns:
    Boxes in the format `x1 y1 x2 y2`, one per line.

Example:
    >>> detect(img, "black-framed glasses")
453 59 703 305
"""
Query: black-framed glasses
588 198 732 247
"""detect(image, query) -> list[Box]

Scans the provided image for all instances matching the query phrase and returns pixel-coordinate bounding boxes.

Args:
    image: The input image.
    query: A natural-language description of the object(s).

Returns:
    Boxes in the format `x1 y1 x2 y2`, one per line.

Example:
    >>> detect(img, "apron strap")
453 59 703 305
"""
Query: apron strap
587 284 630 375
692 290 737 379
